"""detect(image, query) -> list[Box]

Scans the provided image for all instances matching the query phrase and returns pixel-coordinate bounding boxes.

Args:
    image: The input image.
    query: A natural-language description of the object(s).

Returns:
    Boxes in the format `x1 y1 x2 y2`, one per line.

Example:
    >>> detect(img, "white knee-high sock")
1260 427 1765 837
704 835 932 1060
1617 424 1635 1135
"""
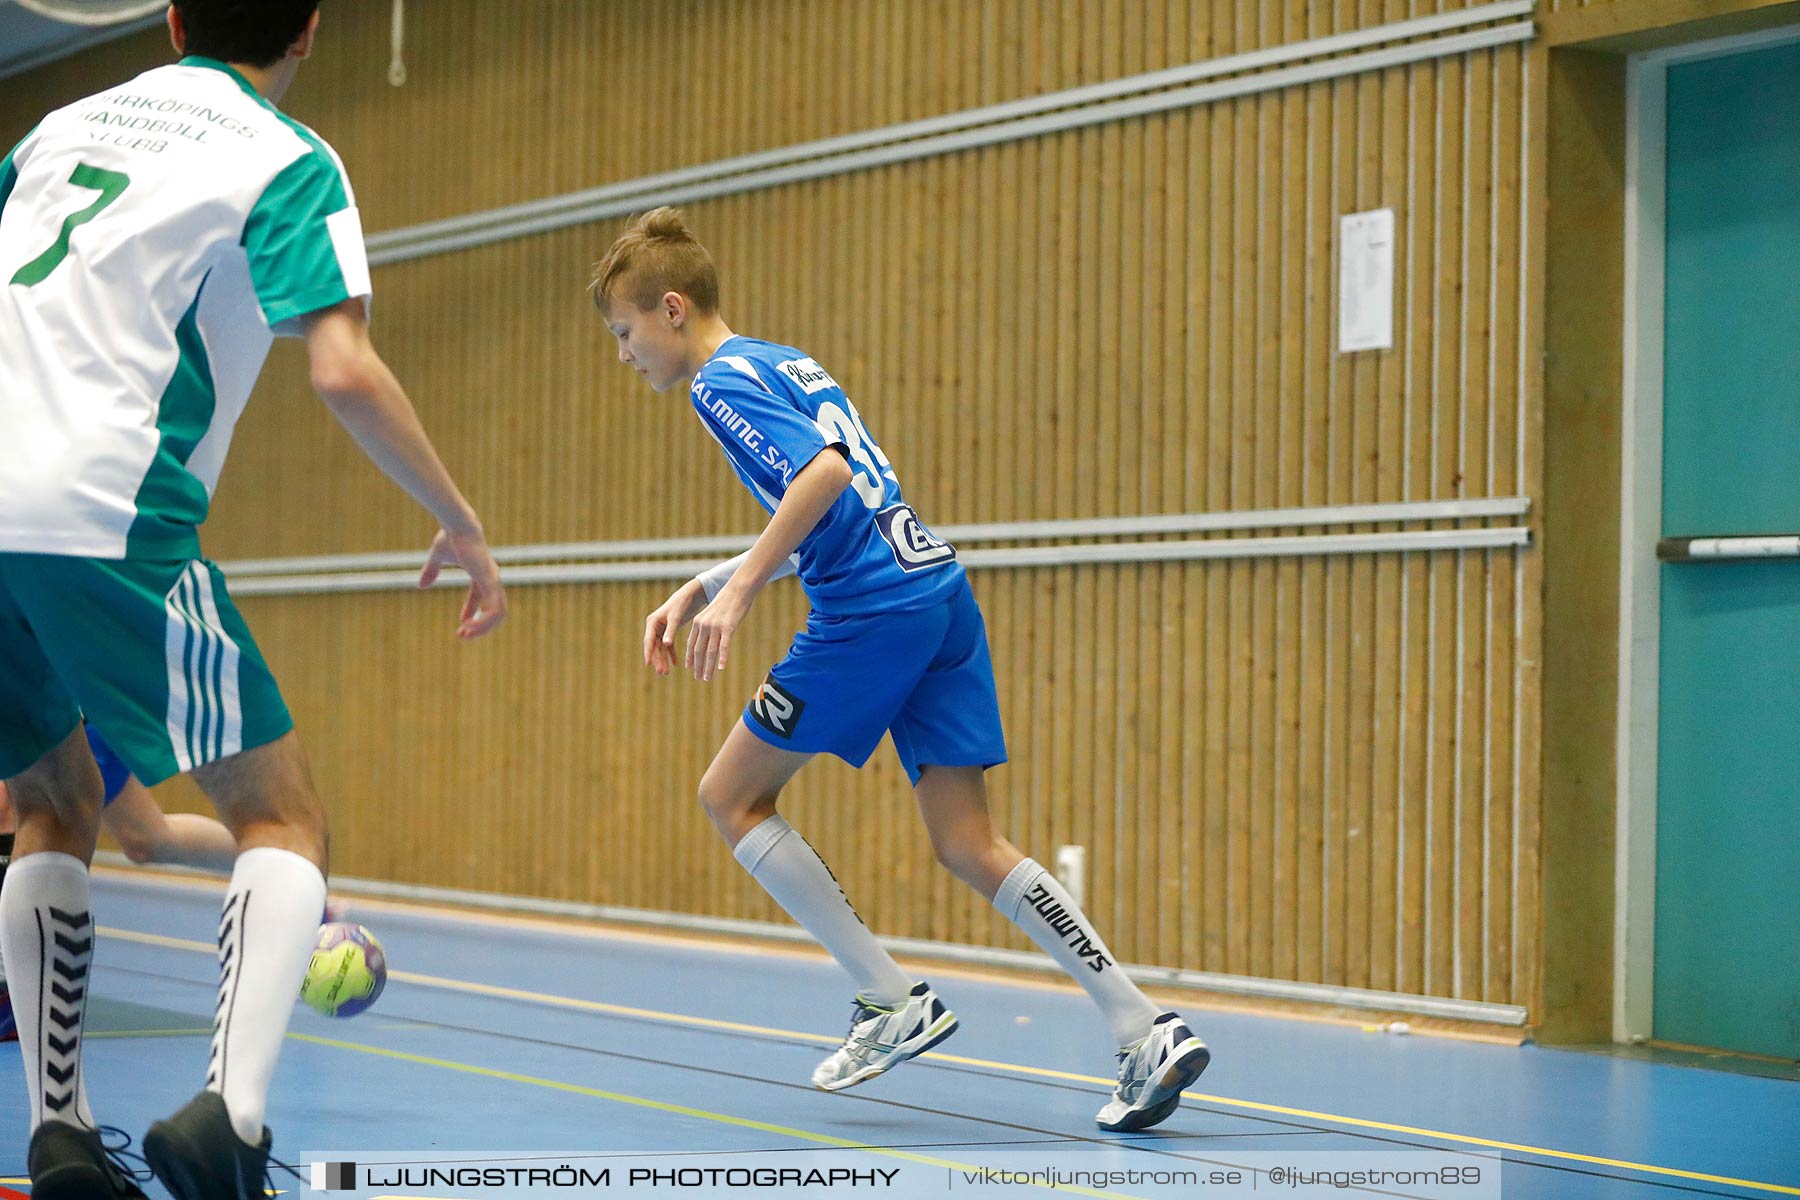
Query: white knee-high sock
0 851 99 1131
994 858 1160 1046
733 816 913 1007
207 847 326 1145
0 830 11 991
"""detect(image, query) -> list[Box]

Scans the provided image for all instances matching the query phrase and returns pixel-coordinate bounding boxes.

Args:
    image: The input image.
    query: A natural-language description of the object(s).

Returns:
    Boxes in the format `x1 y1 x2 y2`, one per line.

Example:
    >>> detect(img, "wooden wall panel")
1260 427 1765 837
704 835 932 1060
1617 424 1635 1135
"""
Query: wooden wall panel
3 6 1546 1011
4 2 1512 227
205 552 1537 1005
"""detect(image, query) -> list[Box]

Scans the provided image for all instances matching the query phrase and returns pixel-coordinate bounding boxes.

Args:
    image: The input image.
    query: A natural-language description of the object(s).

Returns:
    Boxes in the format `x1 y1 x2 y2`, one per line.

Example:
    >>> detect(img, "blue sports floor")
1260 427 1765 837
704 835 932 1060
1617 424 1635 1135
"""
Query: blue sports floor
2 871 1795 1199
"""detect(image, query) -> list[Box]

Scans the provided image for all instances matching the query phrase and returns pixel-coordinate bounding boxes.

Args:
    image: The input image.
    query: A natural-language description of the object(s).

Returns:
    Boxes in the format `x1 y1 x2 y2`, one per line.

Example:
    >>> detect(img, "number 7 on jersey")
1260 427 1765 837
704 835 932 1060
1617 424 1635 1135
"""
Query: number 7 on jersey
11 163 130 287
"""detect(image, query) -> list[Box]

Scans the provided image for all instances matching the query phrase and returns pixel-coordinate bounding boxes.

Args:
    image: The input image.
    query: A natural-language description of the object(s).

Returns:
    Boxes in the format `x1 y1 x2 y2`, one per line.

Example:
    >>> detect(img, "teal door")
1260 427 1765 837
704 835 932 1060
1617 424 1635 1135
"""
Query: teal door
1655 36 1800 1059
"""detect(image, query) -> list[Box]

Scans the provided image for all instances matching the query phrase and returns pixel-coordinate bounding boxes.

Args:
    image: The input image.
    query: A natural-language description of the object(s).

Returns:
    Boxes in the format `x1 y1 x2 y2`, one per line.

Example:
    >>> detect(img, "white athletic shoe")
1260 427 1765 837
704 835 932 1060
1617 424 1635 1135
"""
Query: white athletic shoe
811 981 958 1092
1095 1012 1210 1132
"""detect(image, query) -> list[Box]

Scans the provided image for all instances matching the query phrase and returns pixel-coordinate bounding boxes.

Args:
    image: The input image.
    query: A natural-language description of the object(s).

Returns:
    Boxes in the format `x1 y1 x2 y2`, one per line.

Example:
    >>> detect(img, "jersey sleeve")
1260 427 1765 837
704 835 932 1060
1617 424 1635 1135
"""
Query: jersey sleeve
241 146 371 336
693 368 843 498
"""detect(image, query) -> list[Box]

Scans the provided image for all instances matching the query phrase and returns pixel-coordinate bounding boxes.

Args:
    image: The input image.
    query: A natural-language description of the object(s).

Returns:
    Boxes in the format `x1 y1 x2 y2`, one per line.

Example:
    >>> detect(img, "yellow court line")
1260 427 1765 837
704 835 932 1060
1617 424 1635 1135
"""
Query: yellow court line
104 927 849 1046
98 925 1800 1197
289 1032 1143 1200
97 865 1532 1045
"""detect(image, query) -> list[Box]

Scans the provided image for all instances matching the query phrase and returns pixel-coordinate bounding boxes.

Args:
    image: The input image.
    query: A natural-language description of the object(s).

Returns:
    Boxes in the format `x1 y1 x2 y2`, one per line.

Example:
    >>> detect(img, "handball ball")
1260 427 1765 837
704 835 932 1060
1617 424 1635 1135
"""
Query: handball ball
300 922 388 1018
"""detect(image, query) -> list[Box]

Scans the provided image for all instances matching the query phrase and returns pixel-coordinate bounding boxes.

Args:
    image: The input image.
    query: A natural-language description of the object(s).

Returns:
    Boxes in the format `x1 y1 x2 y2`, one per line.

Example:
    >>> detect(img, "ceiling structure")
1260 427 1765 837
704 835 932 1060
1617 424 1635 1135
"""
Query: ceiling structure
0 1 162 82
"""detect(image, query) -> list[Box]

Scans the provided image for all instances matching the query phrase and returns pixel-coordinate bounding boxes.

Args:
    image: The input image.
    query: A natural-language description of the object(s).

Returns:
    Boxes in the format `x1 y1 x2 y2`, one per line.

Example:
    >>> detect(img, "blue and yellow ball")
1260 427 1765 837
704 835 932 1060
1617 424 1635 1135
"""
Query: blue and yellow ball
300 922 388 1018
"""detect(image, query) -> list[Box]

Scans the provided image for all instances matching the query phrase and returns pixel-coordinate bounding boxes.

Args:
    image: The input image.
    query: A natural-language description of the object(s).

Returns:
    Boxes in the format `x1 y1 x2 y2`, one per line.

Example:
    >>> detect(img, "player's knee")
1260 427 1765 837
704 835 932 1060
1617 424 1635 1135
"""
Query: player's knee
927 830 973 874
696 776 777 845
930 830 1002 883
696 771 745 820
694 781 738 831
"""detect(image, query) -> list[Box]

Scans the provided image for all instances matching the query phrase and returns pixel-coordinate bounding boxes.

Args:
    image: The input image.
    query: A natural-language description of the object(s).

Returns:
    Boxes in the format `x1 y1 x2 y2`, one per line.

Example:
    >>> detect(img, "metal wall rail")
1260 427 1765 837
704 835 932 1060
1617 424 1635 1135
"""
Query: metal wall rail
365 3 1536 265
227 518 1532 597
1657 535 1800 561
220 496 1533 578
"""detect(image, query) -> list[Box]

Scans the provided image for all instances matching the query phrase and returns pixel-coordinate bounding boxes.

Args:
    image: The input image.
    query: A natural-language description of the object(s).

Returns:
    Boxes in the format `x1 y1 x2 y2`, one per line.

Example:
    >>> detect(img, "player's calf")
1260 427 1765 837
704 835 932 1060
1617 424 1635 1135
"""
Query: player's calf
5 727 107 860
193 732 328 871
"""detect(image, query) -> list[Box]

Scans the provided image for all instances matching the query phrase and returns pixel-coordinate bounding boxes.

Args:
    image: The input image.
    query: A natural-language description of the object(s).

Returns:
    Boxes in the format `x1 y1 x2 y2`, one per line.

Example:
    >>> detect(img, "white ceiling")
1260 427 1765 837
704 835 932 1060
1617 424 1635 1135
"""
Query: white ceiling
0 1 164 82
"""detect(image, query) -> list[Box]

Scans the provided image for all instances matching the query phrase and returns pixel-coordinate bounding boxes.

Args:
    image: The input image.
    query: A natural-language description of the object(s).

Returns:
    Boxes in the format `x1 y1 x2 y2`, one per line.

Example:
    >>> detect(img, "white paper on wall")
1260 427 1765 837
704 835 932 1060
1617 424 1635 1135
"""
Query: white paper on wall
1338 208 1395 353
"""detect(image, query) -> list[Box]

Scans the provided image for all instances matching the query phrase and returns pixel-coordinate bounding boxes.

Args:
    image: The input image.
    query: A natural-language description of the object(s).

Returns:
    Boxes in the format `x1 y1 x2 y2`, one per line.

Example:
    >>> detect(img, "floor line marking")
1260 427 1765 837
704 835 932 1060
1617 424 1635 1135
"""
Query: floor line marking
98 925 1800 1196
91 867 1526 1043
286 1032 1144 1200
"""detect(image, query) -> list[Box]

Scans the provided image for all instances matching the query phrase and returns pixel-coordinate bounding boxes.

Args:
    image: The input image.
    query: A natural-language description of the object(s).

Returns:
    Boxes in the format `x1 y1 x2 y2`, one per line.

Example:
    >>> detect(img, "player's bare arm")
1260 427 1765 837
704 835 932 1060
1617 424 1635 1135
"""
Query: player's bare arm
302 300 507 639
683 448 852 683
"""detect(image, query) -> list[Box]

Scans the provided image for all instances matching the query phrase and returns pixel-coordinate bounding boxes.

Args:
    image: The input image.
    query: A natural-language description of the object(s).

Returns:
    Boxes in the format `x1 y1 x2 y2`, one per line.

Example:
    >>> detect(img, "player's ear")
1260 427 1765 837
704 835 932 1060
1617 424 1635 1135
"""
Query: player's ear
663 291 687 328
291 8 321 61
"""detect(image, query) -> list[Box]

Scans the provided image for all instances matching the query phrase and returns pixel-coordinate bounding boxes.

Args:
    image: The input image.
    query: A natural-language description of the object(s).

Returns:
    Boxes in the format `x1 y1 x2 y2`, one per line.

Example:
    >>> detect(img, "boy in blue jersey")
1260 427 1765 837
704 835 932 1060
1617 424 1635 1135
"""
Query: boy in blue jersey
592 208 1209 1132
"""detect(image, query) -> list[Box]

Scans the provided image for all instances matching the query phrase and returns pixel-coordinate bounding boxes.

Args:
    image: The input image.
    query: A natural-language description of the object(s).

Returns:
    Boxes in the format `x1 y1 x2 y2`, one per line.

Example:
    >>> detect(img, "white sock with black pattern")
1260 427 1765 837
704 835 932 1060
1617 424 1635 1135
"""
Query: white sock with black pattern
206 847 325 1145
0 829 10 992
733 815 913 1008
0 851 99 1131
994 857 1160 1046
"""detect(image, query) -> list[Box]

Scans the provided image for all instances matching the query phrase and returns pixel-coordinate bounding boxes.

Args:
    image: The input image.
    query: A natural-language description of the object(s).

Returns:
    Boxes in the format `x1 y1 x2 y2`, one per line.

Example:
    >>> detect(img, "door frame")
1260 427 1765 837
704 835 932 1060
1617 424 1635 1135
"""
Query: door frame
1615 20 1800 1045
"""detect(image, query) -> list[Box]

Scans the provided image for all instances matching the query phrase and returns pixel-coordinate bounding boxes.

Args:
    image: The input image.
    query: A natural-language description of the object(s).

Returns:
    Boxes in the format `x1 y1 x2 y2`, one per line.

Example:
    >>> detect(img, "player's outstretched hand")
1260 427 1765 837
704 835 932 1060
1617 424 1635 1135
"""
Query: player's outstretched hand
645 579 708 676
686 584 753 683
419 527 508 639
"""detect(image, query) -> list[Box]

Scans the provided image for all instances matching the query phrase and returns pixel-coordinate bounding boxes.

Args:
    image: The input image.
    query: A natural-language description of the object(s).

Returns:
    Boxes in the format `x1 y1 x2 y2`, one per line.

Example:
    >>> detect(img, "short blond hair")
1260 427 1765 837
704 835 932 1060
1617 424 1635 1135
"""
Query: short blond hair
590 207 720 315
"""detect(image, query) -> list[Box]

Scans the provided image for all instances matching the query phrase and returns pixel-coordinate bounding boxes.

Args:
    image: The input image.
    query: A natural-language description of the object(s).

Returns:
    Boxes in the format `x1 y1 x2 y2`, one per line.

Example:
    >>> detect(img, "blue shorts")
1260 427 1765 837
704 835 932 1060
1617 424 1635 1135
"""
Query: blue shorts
743 574 1008 785
84 724 133 806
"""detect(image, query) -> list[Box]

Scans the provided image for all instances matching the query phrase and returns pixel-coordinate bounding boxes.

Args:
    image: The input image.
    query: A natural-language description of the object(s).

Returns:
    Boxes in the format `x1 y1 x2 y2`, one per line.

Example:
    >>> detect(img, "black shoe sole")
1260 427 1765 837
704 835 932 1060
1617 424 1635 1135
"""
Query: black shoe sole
1101 1043 1212 1133
144 1118 220 1200
31 1159 140 1200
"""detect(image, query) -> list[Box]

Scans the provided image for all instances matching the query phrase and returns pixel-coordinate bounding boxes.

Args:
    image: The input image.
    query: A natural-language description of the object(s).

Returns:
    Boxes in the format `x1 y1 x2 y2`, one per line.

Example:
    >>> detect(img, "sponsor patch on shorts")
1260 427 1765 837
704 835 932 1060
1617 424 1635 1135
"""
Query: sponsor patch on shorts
749 676 807 739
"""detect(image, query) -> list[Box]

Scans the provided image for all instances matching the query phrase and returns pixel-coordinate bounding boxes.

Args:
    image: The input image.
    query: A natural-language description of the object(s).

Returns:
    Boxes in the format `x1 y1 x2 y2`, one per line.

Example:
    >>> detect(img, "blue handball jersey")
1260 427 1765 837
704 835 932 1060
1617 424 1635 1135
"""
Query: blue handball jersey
690 336 964 614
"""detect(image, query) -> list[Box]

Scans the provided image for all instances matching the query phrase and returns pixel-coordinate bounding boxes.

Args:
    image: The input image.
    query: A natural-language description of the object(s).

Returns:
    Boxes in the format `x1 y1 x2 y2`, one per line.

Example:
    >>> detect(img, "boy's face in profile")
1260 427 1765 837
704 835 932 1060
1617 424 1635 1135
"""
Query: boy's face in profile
603 295 690 394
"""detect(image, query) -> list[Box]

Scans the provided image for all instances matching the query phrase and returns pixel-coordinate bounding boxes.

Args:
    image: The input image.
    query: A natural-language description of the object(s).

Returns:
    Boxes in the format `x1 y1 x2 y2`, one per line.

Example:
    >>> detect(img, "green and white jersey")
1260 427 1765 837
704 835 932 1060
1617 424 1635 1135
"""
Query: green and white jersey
0 56 370 560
